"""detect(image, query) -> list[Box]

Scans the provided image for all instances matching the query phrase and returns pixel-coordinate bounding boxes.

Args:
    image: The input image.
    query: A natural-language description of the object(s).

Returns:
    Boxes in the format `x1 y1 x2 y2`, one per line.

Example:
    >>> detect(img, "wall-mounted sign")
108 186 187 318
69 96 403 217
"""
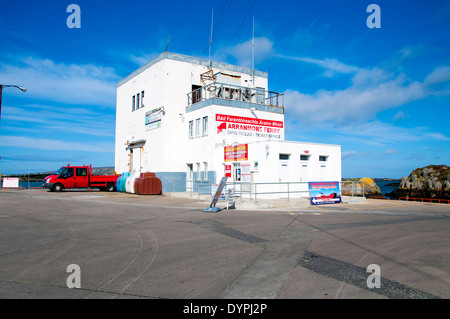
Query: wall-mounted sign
224 143 248 162
241 162 251 182
145 107 163 131
308 181 342 205
225 165 232 177
216 113 284 140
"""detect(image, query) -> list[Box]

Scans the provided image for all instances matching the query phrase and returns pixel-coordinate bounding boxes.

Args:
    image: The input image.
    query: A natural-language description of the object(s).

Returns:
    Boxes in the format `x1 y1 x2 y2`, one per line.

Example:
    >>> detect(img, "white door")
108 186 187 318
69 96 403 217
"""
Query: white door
132 147 141 172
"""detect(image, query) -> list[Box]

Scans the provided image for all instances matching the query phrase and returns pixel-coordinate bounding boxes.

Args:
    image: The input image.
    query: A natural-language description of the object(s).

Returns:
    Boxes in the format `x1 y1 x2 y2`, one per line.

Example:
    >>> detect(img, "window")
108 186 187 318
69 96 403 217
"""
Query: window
203 162 208 180
192 85 202 104
279 153 291 160
202 116 208 136
319 156 328 162
189 120 194 139
300 155 310 161
132 91 145 111
61 167 74 178
195 118 201 137
187 164 193 180
196 163 201 180
76 168 87 176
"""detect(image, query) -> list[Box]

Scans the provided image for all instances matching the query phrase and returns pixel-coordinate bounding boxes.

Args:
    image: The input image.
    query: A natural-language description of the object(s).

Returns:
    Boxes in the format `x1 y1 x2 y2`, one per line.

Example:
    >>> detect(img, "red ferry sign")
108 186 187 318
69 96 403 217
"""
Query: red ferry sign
224 143 248 162
216 114 283 140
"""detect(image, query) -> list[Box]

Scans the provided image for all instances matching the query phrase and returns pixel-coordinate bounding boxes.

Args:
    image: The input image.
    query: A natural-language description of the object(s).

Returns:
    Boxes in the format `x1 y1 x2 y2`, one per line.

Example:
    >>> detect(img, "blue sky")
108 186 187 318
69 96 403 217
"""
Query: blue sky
0 0 449 178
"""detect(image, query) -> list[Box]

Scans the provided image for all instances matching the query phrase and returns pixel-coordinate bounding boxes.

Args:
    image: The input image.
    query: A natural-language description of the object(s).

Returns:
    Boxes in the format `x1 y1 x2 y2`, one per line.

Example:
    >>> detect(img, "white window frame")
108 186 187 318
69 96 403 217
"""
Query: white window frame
300 154 311 161
195 118 201 137
189 120 194 139
203 162 208 180
196 163 201 180
202 116 208 136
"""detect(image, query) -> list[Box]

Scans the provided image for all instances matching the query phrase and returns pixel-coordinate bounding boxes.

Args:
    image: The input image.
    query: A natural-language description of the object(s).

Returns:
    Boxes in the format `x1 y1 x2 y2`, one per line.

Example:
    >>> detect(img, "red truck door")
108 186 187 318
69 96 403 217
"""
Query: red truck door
75 167 89 188
61 167 76 189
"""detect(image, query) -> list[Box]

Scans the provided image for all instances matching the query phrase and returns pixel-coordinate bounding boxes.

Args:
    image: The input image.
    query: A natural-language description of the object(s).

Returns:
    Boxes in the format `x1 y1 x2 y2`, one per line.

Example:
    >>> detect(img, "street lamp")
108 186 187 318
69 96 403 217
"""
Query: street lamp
0 84 27 127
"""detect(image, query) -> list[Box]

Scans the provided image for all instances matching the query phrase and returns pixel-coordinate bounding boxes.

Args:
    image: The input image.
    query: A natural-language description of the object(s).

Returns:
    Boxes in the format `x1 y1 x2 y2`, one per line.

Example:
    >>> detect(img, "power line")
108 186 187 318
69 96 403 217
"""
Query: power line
213 0 233 38
214 0 257 60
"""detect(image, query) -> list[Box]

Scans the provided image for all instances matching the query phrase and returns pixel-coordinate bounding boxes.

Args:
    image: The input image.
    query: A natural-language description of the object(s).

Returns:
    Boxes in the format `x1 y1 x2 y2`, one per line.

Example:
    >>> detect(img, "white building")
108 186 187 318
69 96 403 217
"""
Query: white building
115 52 341 196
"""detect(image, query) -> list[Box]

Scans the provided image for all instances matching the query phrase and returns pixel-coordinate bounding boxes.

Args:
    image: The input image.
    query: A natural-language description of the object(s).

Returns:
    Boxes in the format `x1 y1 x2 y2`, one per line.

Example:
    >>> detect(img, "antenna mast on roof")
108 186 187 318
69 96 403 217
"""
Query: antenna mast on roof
252 16 255 85
209 9 214 67
165 35 171 52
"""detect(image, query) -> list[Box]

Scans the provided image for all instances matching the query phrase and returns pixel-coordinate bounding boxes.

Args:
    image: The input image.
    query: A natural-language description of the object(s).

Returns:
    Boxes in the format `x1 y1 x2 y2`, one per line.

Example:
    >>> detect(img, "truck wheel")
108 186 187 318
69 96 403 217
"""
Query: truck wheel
52 183 64 192
106 183 116 192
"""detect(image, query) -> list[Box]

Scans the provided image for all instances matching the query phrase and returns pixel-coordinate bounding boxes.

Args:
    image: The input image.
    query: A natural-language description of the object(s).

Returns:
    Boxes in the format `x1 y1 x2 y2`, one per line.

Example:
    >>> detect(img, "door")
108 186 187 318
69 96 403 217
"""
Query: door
233 163 241 182
186 164 193 192
132 147 141 172
61 167 76 188
75 167 89 188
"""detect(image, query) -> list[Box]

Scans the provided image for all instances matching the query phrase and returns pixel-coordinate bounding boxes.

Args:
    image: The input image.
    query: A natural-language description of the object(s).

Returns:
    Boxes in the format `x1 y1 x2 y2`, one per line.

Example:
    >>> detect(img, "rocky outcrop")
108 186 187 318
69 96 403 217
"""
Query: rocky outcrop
342 177 381 196
389 165 450 199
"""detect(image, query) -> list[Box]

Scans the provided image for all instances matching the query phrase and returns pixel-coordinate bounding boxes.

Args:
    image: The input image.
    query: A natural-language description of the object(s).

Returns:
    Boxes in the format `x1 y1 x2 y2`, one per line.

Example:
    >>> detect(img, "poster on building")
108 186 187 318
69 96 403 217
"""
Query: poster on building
216 113 284 140
308 181 342 205
145 107 163 131
224 143 248 162
225 165 232 178
2 177 19 188
241 162 251 182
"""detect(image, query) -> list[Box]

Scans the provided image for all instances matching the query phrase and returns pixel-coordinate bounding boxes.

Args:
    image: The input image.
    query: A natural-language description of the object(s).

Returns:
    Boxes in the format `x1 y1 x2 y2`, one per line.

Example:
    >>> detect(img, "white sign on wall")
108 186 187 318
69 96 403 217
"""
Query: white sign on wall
2 177 19 188
145 107 163 131
241 162 251 182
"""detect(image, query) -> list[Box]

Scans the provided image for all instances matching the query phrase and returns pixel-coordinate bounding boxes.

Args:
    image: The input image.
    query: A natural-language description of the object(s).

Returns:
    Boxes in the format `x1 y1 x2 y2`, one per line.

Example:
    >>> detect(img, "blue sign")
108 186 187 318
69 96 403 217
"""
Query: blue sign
309 181 342 205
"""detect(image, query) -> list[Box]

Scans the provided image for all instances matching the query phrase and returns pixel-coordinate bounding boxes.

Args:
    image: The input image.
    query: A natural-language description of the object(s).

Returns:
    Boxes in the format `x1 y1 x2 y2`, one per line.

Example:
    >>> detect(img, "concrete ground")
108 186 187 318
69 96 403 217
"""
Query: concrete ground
0 189 449 300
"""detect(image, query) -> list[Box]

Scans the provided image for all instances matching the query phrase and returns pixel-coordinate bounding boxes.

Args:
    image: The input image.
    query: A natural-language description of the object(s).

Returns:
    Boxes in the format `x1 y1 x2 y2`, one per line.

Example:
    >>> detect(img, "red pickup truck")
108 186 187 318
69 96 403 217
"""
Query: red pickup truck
42 165 121 192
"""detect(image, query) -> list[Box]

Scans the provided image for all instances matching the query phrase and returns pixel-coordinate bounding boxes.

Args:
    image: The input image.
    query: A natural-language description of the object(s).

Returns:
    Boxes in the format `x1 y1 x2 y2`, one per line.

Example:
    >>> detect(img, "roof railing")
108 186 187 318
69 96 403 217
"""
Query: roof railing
187 82 284 108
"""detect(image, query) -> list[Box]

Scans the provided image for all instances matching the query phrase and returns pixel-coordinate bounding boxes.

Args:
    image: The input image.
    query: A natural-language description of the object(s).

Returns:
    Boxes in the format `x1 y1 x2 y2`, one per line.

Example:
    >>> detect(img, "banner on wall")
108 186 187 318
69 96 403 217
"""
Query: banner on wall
224 143 248 162
145 107 163 131
308 181 342 205
241 162 251 182
216 113 283 140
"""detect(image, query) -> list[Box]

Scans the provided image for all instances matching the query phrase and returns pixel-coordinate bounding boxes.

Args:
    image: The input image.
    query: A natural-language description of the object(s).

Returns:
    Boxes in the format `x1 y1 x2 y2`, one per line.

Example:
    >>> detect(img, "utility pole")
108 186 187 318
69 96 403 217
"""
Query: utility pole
0 84 27 127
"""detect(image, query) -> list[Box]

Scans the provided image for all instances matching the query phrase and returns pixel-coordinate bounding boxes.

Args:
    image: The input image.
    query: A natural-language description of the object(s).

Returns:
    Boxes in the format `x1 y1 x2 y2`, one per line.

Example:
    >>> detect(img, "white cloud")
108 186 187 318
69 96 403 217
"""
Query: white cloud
284 60 448 126
3 104 115 138
0 136 114 152
220 37 274 68
393 111 408 121
342 151 359 158
277 55 361 77
384 149 398 155
0 56 119 108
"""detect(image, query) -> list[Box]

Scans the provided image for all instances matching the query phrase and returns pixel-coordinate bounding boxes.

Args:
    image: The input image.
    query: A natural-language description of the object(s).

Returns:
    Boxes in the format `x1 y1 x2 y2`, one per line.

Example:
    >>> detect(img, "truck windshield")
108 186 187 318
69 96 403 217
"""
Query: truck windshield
54 167 65 175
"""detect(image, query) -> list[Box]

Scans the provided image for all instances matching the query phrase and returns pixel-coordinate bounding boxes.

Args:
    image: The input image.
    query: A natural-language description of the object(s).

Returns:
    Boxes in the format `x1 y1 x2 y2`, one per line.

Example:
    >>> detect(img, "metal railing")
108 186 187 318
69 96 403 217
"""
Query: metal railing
172 179 367 203
187 82 284 108
341 181 366 197
171 179 326 203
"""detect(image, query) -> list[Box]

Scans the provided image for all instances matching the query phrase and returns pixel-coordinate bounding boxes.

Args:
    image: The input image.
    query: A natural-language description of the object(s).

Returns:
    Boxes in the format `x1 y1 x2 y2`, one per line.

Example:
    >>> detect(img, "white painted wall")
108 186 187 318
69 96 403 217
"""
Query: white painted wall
115 52 341 195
